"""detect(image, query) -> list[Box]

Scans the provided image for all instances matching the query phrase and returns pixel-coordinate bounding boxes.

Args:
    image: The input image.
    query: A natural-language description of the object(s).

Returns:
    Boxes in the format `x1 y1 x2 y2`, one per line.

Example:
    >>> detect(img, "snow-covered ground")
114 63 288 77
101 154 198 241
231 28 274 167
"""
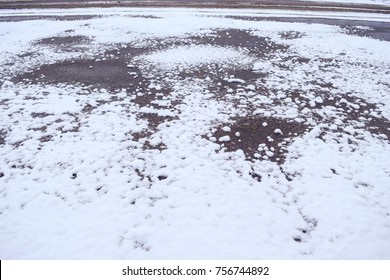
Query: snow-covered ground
1 0 390 9
0 8 389 259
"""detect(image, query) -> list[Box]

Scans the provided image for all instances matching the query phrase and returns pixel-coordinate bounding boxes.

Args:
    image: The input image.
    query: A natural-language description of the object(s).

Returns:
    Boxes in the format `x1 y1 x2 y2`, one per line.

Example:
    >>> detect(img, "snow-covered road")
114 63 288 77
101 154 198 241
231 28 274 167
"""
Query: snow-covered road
0 8 389 259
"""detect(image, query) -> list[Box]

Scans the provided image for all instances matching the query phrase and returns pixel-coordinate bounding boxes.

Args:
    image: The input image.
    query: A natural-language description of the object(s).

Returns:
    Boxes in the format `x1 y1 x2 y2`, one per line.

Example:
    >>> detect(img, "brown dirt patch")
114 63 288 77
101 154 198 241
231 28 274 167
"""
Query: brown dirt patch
190 29 289 57
36 35 91 46
15 59 140 89
0 129 6 145
212 116 308 164
132 114 175 151
367 117 390 140
31 112 52 118
279 31 306 40
14 44 149 89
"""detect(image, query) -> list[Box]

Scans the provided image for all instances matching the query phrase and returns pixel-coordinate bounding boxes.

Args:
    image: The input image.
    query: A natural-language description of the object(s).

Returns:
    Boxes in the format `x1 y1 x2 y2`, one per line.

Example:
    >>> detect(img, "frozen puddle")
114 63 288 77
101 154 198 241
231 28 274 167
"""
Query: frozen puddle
0 8 390 259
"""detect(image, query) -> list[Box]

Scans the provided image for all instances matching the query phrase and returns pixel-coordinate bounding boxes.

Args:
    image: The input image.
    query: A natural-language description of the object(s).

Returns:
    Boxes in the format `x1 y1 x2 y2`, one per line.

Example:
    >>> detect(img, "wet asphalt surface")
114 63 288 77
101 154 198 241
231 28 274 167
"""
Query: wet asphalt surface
1 0 390 13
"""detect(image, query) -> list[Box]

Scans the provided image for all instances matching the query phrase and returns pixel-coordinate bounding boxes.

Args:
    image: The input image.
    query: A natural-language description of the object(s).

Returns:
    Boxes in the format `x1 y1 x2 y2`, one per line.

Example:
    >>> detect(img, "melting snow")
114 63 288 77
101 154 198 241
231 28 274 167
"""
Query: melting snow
0 7 389 260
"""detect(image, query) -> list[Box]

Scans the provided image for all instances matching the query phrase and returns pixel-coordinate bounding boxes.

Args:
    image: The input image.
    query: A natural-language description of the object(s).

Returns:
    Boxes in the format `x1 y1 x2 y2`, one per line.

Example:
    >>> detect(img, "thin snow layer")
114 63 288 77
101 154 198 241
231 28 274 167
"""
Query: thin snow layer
137 45 253 71
0 8 390 260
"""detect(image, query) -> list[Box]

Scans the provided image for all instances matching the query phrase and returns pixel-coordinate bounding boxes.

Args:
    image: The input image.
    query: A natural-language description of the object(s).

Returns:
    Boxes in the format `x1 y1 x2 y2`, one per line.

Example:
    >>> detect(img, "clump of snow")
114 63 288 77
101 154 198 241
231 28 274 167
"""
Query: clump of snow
219 135 231 142
228 78 246 84
265 151 274 157
246 84 256 90
274 128 283 135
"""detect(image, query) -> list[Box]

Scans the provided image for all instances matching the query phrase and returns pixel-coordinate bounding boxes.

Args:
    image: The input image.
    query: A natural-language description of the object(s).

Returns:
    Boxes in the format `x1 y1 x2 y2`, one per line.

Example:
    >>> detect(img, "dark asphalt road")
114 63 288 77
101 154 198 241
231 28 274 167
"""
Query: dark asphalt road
0 0 390 14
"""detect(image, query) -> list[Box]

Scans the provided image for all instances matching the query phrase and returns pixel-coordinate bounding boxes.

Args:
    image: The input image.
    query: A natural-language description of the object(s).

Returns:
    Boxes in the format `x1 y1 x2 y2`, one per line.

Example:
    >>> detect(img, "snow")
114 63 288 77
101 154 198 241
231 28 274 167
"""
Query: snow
274 128 283 135
265 151 275 157
137 45 253 72
228 78 246 84
218 135 231 142
0 7 390 260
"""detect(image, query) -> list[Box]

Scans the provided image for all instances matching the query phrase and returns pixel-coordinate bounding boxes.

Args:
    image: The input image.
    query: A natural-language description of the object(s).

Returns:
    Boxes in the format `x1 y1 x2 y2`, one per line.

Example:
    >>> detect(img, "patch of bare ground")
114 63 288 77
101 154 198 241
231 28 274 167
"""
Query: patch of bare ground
280 55 311 64
190 29 289 57
36 35 91 48
211 116 308 164
178 66 267 101
279 31 306 40
222 16 390 41
0 97 9 106
14 59 137 88
13 44 155 90
31 112 52 118
38 135 53 143
131 114 174 151
0 129 6 145
123 15 162 19
341 25 390 41
308 91 390 141
103 44 148 60
17 52 35 59
367 117 390 140
13 43 179 149
0 15 101 22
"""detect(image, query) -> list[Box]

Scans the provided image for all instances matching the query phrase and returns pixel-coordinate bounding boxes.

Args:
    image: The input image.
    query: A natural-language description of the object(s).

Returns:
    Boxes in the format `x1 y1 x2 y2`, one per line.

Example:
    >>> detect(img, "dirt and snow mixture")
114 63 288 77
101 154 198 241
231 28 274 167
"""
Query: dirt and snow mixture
0 8 389 259
309 0 390 5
